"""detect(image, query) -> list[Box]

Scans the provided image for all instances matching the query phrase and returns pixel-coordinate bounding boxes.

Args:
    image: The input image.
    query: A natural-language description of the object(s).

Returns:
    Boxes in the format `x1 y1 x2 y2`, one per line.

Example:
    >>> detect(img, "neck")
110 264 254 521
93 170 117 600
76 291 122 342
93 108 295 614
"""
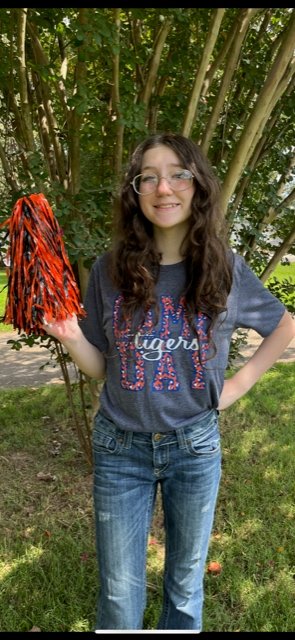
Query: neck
154 226 186 265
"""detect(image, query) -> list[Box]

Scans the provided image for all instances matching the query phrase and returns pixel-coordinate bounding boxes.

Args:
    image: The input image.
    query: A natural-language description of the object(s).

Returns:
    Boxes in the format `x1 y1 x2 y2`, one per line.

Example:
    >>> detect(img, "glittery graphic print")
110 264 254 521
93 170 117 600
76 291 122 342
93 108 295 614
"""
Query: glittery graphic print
153 353 180 391
113 294 209 391
113 295 145 390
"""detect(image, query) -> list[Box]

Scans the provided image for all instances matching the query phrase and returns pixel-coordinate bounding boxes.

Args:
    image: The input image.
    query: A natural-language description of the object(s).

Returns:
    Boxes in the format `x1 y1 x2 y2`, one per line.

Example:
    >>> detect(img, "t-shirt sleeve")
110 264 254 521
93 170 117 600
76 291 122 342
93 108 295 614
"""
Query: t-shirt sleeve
79 258 108 353
234 255 286 337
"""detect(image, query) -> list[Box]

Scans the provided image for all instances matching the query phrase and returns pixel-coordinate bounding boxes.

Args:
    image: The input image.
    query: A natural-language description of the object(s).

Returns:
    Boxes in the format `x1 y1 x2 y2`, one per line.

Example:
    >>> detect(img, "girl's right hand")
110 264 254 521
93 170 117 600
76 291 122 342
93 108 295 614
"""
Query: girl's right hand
43 312 105 380
42 314 81 344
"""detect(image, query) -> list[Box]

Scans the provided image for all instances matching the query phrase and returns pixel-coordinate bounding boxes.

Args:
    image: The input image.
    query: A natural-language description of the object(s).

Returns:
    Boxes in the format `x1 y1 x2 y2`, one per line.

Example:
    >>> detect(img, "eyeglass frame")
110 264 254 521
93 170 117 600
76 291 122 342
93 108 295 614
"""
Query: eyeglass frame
130 169 194 195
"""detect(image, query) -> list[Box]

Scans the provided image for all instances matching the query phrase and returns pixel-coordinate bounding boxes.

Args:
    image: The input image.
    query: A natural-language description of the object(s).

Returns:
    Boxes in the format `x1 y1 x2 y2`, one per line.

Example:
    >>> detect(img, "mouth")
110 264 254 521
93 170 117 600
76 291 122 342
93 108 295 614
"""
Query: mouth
154 203 179 209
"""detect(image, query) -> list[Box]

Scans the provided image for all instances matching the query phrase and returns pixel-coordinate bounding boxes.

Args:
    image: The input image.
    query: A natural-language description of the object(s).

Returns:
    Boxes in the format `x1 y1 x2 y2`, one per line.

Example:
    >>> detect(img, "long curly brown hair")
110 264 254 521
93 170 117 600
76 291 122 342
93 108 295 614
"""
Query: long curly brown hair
110 133 233 344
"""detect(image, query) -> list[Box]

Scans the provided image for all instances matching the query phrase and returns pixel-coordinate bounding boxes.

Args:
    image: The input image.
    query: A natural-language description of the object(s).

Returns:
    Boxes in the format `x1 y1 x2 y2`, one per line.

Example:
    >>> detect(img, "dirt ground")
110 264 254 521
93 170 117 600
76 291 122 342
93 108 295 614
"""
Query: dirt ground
1 328 294 389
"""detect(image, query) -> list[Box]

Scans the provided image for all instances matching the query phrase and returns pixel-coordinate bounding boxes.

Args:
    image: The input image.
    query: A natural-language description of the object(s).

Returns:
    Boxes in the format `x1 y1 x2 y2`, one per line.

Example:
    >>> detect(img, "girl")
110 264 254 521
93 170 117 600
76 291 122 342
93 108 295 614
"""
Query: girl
44 133 295 631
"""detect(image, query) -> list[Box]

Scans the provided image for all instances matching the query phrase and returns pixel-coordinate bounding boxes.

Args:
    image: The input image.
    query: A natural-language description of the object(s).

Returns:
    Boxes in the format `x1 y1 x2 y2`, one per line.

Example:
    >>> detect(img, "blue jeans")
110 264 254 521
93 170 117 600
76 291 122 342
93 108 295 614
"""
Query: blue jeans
92 409 221 631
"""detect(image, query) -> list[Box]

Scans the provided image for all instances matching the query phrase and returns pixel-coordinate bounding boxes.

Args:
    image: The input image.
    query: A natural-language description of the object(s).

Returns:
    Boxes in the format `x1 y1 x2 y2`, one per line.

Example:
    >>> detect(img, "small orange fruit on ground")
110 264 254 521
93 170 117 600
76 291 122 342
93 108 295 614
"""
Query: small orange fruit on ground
207 560 222 574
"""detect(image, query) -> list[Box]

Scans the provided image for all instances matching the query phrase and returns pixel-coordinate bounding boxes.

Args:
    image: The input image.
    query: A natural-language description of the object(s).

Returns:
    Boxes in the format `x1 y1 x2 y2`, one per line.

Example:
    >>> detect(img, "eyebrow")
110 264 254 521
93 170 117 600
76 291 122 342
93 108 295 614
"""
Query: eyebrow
141 163 184 171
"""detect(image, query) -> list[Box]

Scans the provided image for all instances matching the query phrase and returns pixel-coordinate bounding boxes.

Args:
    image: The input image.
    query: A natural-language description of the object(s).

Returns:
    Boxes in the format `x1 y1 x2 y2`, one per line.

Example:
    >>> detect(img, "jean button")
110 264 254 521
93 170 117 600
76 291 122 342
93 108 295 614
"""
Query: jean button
153 433 162 441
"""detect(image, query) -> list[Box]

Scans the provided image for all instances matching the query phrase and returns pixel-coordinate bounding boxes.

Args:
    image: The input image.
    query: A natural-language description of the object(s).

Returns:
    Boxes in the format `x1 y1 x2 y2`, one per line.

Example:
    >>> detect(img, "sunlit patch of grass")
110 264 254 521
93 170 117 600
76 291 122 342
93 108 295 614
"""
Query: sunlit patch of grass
266 261 295 283
0 544 44 580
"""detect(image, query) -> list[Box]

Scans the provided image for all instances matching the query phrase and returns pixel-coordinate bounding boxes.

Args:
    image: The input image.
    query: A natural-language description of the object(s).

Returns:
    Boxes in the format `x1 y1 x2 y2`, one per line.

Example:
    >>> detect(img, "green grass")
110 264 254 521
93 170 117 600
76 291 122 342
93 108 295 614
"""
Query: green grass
203 363 295 632
0 270 12 332
0 363 295 631
266 261 295 284
0 385 96 632
0 269 8 309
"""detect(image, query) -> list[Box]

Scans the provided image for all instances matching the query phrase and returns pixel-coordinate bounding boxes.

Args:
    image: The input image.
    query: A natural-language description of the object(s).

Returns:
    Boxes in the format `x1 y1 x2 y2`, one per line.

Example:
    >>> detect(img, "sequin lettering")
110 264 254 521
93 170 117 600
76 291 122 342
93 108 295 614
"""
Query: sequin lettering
113 294 209 391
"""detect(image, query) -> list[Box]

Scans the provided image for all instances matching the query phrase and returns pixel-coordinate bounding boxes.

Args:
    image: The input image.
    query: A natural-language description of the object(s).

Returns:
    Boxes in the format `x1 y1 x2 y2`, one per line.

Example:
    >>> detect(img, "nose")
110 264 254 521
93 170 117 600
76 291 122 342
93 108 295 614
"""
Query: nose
156 176 173 194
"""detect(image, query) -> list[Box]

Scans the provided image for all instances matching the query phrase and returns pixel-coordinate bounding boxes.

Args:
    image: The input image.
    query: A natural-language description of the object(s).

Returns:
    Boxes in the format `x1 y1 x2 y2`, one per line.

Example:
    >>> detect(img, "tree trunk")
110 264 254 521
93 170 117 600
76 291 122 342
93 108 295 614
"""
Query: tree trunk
112 8 124 177
220 9 295 214
182 8 225 137
140 17 173 106
17 8 35 151
200 9 257 155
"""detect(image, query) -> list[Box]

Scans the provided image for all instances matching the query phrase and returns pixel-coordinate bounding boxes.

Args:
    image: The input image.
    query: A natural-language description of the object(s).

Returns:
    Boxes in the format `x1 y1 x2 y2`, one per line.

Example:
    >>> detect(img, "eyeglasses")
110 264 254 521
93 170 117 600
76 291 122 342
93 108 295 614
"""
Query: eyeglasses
131 170 194 195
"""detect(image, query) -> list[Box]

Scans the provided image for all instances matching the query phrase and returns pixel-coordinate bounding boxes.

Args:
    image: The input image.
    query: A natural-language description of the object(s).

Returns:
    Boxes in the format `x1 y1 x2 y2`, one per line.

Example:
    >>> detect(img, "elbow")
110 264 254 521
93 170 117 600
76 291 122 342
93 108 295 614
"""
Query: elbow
287 312 295 338
279 311 295 340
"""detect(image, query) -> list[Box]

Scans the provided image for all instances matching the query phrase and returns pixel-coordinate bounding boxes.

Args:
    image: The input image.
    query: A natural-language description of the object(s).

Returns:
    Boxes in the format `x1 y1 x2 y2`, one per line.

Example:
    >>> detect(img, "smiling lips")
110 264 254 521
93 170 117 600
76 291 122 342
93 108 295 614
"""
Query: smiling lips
154 203 179 209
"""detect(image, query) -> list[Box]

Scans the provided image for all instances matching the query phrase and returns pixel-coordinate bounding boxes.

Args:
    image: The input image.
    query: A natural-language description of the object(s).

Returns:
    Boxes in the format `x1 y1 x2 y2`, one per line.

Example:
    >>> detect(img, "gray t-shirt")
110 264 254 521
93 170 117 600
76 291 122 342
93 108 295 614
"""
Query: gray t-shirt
80 251 285 433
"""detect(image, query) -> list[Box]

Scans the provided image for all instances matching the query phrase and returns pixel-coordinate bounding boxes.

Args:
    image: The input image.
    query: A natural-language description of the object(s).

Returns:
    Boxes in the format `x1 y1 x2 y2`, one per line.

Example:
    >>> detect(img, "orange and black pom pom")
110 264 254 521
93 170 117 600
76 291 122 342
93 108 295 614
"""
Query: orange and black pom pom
0 193 86 336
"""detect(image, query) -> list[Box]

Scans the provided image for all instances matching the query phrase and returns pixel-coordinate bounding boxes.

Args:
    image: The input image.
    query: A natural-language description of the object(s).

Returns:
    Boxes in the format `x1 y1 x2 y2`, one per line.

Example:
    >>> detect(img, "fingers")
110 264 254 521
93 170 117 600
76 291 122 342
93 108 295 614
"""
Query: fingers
43 313 77 326
43 320 53 328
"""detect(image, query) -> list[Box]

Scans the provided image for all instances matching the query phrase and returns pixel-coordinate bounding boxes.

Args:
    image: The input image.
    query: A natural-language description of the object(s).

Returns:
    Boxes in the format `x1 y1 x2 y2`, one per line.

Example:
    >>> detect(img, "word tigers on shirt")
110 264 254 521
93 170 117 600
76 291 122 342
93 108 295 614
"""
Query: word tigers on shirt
113 294 210 391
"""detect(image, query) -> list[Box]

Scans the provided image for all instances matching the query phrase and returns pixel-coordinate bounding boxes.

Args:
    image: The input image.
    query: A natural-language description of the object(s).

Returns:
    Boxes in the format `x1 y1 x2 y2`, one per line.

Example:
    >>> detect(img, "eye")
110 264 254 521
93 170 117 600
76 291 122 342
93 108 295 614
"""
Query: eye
172 170 192 180
141 174 157 183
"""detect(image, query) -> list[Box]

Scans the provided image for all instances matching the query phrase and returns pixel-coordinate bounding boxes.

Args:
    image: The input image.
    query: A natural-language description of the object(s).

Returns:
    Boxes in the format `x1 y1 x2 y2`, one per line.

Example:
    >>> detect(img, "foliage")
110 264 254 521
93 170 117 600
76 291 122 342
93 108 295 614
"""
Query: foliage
266 276 295 314
264 260 295 314
228 329 248 369
0 7 293 272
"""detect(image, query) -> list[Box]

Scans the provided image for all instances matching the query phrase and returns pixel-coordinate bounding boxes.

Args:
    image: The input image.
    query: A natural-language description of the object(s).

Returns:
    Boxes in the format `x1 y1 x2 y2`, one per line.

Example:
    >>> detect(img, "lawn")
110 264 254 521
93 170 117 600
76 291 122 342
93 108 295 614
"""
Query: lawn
266 260 295 283
0 363 295 632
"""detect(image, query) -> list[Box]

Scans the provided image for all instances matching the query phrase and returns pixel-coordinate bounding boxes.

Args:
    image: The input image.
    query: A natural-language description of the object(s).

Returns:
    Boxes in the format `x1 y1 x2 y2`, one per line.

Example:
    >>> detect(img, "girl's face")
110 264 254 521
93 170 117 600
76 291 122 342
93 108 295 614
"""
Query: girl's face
138 145 195 235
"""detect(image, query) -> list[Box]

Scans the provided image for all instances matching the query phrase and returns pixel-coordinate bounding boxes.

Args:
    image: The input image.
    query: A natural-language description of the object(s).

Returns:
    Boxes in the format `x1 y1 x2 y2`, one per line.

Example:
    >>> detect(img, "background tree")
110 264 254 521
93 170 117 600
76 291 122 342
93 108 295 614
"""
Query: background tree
0 8 294 461
0 7 294 278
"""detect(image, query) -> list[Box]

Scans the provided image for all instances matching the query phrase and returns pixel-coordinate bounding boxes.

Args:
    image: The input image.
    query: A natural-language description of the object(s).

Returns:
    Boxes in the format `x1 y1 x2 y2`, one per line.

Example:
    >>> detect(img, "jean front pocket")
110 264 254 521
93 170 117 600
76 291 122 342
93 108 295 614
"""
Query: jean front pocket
92 412 125 455
185 416 221 458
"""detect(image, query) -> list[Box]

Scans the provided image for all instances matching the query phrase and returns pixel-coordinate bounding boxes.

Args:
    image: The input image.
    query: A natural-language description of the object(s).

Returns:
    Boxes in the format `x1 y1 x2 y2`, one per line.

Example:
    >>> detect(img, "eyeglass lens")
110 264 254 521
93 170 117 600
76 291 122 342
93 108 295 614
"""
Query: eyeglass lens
133 170 193 194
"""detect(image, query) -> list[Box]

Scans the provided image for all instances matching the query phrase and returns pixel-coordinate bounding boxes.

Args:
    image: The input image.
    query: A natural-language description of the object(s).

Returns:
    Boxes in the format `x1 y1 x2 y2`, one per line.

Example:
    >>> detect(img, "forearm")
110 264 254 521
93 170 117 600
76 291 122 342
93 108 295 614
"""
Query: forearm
219 310 295 410
63 332 106 380
234 312 295 390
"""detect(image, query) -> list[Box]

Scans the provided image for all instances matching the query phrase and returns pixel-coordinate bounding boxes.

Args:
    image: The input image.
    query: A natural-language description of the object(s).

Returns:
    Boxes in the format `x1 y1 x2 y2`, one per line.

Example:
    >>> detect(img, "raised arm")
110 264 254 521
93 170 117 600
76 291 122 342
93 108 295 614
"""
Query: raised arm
43 314 106 380
218 310 295 410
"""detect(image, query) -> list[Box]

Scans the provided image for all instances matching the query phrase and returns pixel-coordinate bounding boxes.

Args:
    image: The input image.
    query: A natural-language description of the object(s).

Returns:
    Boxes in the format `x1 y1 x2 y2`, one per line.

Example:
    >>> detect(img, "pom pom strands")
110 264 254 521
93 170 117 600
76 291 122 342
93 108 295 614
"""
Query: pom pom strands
1 193 86 336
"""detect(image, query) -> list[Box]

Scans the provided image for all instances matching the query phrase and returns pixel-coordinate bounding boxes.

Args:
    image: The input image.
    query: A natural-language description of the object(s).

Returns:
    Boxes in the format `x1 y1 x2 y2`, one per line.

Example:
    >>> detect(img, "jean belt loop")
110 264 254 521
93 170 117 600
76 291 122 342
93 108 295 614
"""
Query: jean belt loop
123 429 133 449
175 426 187 449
